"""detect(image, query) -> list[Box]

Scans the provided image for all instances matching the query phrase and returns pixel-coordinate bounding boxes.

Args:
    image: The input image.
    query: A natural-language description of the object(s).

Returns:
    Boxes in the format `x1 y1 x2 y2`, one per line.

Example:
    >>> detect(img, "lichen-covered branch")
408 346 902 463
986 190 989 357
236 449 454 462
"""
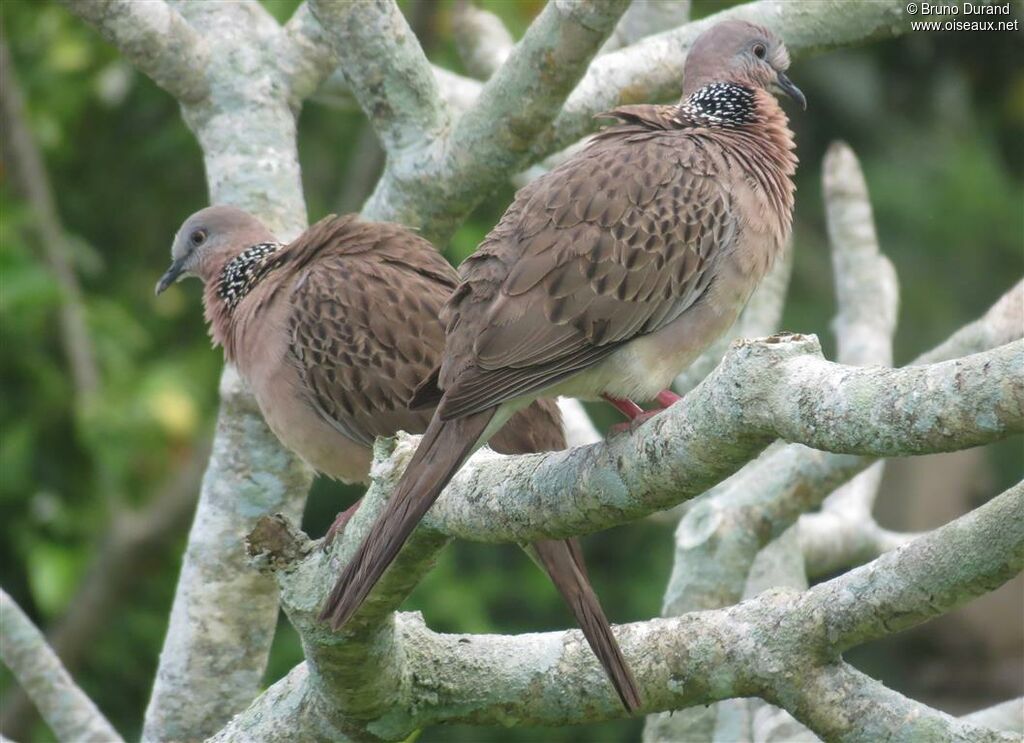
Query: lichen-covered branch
308 0 450 154
408 339 1021 545
362 0 629 239
452 1 514 80
962 698 1024 734
916 278 1023 365
600 0 692 52
825 141 899 368
60 0 209 103
52 2 319 740
536 0 912 158
0 590 122 743
219 482 1022 741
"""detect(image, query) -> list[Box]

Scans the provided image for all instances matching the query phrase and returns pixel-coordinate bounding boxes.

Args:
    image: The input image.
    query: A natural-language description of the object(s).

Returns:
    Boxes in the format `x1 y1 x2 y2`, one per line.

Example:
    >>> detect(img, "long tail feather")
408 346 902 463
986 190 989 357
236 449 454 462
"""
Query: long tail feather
530 538 642 713
320 409 495 630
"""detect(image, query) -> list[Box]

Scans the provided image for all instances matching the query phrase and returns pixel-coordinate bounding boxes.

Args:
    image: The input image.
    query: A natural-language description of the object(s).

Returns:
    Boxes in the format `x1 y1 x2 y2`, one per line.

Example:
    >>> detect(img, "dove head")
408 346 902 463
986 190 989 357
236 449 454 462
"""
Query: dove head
156 205 278 295
681 20 805 110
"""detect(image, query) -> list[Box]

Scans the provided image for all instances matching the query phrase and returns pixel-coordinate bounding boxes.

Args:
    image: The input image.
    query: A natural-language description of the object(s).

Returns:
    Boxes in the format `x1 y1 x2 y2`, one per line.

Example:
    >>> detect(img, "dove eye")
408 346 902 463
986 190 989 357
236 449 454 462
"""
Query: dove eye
190 229 207 247
753 43 767 59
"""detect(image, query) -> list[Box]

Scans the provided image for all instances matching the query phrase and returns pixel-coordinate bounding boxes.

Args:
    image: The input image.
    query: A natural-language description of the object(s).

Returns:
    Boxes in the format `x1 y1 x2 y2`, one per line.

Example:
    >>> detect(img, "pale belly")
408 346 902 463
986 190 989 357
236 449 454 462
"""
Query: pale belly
256 384 373 484
547 267 752 402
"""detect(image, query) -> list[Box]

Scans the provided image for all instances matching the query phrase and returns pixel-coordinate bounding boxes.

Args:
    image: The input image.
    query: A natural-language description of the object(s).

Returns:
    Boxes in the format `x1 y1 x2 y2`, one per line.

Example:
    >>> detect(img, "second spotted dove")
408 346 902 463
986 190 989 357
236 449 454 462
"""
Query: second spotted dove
323 20 804 643
157 207 642 711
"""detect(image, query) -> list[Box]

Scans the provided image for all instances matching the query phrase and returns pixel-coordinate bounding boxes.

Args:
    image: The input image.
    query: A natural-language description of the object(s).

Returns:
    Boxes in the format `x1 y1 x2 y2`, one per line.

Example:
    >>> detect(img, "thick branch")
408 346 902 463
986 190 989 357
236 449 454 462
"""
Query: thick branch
601 0 691 52
0 591 122 743
452 1 514 80
536 0 911 158
308 0 449 154
413 339 1021 545
60 0 209 103
820 481 1024 652
962 698 1024 734
825 141 899 368
223 482 1023 740
362 0 629 240
134 3 315 739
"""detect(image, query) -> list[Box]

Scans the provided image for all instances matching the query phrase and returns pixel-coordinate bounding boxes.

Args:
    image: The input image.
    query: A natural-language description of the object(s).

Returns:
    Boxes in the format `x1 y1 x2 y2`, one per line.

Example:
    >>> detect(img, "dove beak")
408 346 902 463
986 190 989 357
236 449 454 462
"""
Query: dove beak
155 258 187 295
775 71 806 110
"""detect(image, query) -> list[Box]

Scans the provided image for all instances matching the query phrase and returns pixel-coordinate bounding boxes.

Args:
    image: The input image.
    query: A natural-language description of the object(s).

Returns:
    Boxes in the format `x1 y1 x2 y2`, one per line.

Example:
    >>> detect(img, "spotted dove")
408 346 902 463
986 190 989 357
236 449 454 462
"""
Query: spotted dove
156 207 642 711
322 20 804 651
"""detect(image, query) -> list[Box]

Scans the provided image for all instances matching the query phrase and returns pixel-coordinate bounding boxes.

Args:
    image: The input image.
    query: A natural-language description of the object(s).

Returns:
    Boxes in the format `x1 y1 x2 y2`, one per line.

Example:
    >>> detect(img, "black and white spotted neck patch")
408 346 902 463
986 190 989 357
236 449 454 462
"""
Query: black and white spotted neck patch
217 242 283 309
675 83 757 128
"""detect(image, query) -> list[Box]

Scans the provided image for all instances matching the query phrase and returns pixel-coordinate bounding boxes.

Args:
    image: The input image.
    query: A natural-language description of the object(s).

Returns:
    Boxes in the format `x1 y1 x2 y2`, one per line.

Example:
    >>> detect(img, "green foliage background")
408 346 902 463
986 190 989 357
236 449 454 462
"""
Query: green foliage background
1 1 1021 741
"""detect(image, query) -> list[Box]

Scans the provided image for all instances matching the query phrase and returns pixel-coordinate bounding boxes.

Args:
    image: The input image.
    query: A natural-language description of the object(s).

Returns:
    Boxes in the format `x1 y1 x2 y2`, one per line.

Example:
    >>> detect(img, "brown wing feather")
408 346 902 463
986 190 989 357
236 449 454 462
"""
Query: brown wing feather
284 217 459 445
437 125 733 418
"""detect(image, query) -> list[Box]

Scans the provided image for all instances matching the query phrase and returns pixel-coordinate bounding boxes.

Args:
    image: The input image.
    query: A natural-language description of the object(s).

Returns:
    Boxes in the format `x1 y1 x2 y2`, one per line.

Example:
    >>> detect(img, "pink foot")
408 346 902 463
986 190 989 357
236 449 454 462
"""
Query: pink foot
601 393 645 420
608 408 663 435
323 499 362 550
656 389 682 407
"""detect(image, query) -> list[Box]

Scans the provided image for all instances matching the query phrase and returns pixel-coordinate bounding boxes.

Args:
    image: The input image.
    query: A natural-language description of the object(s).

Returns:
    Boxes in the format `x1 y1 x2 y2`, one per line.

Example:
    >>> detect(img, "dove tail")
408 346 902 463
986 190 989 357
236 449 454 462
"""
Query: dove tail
530 538 642 713
320 408 495 630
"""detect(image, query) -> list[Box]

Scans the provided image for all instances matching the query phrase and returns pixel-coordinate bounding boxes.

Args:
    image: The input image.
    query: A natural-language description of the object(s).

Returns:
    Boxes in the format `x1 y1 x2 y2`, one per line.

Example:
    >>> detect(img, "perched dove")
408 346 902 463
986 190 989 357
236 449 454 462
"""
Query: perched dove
157 208 642 711
322 20 804 656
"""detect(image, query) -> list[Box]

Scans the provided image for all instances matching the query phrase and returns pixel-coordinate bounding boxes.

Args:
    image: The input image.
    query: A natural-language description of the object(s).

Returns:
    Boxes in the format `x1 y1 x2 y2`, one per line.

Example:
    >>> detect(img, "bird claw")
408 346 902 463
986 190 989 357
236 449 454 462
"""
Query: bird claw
608 408 664 436
606 390 683 436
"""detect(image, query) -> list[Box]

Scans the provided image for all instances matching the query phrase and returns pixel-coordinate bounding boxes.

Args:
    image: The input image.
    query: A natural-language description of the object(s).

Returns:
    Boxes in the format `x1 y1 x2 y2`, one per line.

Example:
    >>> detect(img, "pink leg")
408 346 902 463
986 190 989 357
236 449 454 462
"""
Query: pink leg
601 393 645 420
656 389 682 408
323 499 362 549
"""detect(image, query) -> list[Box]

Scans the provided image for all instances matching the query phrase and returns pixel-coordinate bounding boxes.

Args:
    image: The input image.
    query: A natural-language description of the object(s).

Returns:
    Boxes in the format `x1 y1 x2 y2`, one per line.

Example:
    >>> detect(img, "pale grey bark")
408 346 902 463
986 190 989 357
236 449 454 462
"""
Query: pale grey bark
61 1 326 739
535 0 913 158
221 481 1023 741
962 698 1024 734
360 0 630 240
63 0 209 103
405 339 1020 544
601 0 692 52
0 591 122 743
308 0 450 155
452 2 514 80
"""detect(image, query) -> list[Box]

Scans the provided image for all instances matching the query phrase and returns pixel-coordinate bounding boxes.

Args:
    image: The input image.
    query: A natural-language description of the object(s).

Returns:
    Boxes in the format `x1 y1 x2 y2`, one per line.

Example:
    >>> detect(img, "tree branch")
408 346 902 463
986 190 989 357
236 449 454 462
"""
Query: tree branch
0 591 122 743
535 0 911 158
362 0 630 240
404 339 1021 546
222 482 1022 740
825 141 899 368
962 698 1024 734
308 0 450 154
600 0 691 52
60 0 209 103
452 1 514 80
